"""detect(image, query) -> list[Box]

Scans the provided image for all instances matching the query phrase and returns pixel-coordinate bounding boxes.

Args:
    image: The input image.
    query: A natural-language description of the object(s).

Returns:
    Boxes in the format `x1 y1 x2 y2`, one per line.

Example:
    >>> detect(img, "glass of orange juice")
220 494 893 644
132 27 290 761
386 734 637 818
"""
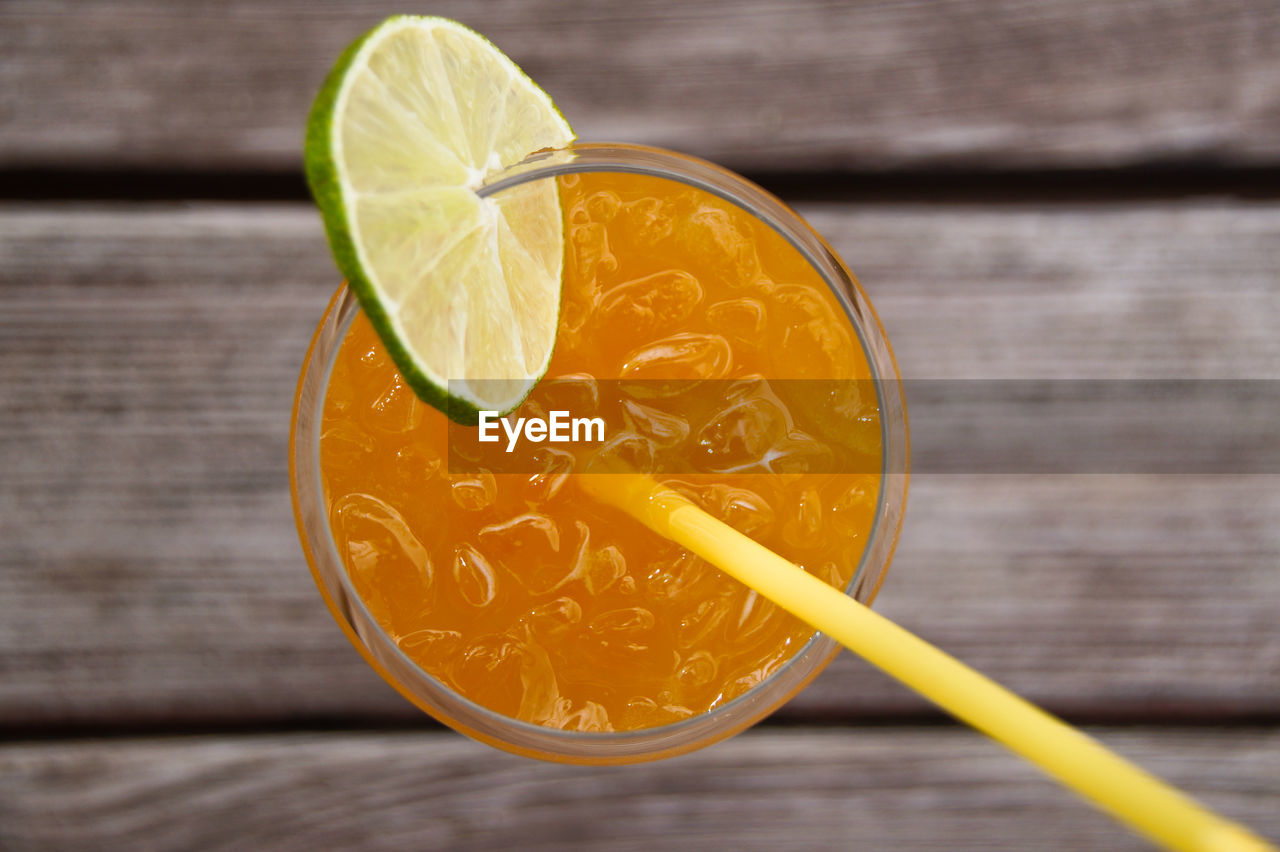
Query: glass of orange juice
290 144 908 763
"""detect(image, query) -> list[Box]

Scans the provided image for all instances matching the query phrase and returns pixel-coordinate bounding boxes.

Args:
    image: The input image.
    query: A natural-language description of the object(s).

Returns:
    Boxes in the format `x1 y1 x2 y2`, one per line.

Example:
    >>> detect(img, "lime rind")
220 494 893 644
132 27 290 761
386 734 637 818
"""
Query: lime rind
305 15 574 424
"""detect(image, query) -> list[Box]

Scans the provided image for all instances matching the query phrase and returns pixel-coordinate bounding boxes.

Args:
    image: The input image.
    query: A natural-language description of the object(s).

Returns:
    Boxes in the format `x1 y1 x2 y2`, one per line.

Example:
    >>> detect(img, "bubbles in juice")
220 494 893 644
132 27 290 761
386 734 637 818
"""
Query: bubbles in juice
320 171 880 731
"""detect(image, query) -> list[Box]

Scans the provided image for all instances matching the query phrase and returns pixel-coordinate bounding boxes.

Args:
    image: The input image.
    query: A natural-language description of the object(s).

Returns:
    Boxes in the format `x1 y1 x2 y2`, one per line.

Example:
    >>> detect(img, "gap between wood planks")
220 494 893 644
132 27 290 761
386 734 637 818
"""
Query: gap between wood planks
2 164 1280 204
4 711 1280 745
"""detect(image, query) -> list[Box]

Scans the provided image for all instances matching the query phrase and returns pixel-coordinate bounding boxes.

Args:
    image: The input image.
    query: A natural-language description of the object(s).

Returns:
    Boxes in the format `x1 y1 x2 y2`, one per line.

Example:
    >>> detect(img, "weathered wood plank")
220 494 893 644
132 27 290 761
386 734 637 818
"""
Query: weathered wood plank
2 1 1279 172
807 203 1280 380
0 203 1277 727
0 728 1276 850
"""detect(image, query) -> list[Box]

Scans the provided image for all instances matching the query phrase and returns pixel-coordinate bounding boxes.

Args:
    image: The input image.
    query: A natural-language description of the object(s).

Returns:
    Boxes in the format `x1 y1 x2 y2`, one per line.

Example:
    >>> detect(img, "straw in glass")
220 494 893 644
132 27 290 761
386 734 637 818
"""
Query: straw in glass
580 473 1276 852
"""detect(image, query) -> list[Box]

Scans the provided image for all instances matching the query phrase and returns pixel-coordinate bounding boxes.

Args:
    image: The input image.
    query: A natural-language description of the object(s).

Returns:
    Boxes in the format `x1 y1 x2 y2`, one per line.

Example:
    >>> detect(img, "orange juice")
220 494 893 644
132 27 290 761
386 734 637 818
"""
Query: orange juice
319 171 881 731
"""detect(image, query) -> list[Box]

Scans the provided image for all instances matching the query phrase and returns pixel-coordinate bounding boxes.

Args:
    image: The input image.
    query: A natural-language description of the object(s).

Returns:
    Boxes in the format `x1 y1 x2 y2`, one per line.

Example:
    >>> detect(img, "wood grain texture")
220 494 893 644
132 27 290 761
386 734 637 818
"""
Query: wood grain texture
0 728 1276 850
2 0 1279 172
0 203 1277 727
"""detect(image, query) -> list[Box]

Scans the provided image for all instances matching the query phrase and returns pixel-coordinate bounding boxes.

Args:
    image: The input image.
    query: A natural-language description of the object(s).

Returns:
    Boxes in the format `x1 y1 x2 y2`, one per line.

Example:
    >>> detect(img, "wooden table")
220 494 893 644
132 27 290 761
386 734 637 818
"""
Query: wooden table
2 2 1277 848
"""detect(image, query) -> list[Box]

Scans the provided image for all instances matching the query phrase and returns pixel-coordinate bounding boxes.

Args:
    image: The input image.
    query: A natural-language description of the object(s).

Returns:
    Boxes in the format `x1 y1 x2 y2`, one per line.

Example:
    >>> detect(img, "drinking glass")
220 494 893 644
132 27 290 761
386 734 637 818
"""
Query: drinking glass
290 143 909 763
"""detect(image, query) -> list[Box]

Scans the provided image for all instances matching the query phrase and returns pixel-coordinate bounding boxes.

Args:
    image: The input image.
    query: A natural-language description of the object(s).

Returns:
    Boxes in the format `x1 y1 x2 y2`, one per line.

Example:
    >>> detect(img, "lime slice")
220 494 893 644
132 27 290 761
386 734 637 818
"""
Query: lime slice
305 16 574 422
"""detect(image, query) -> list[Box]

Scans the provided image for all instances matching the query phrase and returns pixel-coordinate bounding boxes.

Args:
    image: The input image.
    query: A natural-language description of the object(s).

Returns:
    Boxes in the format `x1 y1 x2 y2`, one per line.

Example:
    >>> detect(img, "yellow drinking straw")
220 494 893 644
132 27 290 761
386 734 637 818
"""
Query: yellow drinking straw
580 473 1276 852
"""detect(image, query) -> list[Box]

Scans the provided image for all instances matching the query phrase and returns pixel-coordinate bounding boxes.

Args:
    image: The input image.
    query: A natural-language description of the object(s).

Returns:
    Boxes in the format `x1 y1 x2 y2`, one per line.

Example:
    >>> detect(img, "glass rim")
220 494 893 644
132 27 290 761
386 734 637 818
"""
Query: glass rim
290 142 910 763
